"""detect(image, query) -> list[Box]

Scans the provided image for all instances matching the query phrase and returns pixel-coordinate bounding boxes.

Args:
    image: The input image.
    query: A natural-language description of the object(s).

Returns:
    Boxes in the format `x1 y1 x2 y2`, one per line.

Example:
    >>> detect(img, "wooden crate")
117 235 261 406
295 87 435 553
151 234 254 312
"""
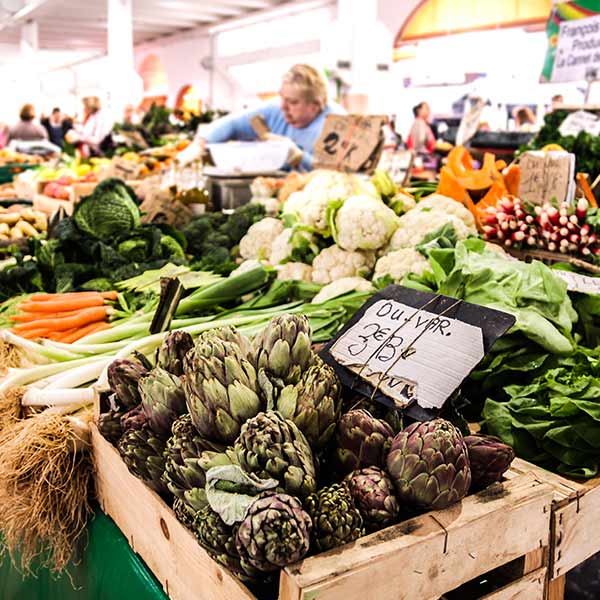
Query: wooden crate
509 458 600 582
93 425 555 600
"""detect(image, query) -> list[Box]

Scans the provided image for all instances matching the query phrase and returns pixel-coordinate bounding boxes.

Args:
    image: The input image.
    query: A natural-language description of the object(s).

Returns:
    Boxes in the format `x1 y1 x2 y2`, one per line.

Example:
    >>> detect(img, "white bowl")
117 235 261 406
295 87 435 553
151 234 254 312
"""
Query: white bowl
207 141 289 173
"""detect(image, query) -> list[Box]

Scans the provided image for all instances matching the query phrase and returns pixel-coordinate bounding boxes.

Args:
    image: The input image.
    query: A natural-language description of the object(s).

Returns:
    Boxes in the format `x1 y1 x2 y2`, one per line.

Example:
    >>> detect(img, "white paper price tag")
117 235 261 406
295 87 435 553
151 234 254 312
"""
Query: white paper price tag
558 110 600 137
329 299 485 410
553 270 600 295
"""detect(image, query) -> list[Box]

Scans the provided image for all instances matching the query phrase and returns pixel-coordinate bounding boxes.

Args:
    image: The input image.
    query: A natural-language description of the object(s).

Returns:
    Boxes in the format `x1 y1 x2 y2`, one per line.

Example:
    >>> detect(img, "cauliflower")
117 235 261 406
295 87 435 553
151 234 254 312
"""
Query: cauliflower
239 217 284 261
269 228 318 265
282 190 310 219
276 262 313 282
415 194 476 229
251 196 281 217
374 249 430 282
230 259 267 276
312 277 374 304
389 210 474 250
311 245 375 284
390 192 417 214
333 194 399 251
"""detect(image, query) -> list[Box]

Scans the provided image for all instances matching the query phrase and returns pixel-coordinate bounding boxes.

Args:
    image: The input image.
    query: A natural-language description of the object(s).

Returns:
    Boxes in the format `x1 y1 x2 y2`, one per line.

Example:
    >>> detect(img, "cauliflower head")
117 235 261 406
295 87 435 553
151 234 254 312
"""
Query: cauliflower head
276 262 313 282
251 196 281 217
374 249 430 282
269 228 319 266
333 194 399 251
415 194 476 229
282 190 309 219
312 276 374 305
389 210 474 250
231 259 268 276
311 245 375 284
239 217 284 261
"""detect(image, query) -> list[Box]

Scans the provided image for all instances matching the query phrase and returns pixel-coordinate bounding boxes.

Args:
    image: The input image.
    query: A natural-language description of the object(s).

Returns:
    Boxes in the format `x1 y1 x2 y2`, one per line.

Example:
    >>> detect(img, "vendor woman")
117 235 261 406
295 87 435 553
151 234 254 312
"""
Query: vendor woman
177 64 344 171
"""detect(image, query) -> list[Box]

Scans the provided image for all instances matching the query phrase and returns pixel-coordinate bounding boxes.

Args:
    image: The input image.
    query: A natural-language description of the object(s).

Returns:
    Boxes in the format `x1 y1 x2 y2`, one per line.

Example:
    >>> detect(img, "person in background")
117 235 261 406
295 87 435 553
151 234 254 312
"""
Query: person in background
41 107 69 148
514 106 537 132
406 102 435 154
177 64 345 171
123 104 140 125
65 96 113 157
6 104 48 143
551 94 564 111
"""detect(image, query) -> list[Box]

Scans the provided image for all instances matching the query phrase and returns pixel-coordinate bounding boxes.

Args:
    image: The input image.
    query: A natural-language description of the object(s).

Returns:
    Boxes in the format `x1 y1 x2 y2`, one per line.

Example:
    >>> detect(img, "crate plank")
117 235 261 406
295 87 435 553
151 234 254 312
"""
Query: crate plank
279 475 553 600
92 425 255 600
478 566 546 600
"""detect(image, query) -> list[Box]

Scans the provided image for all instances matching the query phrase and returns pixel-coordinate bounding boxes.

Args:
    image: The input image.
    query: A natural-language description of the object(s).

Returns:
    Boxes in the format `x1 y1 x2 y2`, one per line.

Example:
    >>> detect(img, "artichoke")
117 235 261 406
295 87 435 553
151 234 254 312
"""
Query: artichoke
344 467 400 531
156 331 194 376
120 404 147 431
253 314 313 387
162 415 225 499
234 411 317 499
387 419 471 510
139 367 187 437
277 358 342 450
194 506 262 584
107 358 148 409
195 326 253 358
97 410 124 445
335 409 394 474
305 483 364 552
183 337 262 444
236 493 312 573
118 425 169 495
464 434 515 490
173 497 196 530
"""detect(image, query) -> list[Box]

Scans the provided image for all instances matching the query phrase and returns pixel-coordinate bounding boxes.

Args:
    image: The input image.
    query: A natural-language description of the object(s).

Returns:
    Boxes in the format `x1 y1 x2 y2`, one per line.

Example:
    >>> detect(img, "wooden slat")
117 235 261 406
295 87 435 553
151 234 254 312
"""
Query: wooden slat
280 474 553 600
478 567 546 600
92 425 256 600
546 574 566 600
552 482 600 577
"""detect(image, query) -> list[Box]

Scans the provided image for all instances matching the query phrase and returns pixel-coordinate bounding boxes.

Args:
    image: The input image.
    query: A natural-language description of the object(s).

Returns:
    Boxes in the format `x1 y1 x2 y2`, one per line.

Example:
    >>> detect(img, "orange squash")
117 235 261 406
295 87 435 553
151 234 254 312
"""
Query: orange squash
437 167 467 203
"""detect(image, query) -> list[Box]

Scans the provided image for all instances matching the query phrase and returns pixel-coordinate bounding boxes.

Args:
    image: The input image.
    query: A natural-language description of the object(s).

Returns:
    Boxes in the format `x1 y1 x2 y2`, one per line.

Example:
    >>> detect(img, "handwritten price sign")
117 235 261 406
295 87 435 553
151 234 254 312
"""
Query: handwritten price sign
330 299 485 410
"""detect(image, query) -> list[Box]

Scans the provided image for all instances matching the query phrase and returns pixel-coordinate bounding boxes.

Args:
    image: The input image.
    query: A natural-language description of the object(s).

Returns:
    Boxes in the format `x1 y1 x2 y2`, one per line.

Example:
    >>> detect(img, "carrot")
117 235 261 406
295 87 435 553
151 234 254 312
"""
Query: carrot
11 328 53 340
60 321 110 344
12 306 109 333
46 328 79 342
30 291 118 301
18 296 106 313
10 309 83 323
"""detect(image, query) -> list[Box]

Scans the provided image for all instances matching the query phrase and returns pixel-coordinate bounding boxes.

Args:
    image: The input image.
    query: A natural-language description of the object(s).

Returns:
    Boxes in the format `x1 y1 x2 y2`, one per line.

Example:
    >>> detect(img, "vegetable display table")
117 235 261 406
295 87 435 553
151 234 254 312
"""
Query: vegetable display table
0 509 167 600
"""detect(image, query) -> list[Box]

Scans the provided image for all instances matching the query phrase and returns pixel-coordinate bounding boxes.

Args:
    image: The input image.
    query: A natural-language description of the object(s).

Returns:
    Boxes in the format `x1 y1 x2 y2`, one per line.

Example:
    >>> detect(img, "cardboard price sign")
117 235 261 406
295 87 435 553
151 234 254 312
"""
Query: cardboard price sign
111 157 144 181
313 114 385 173
518 150 576 206
321 286 515 419
553 269 600 295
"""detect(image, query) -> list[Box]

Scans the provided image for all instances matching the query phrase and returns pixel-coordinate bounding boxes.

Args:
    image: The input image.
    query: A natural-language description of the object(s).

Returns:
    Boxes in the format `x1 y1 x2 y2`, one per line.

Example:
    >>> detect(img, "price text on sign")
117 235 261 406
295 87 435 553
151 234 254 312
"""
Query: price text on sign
553 270 600 295
330 299 485 410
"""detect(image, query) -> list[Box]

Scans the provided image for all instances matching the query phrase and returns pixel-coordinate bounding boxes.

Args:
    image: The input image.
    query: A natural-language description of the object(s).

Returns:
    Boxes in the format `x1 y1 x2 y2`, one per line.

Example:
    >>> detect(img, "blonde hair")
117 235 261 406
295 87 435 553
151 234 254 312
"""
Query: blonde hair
282 64 327 110
82 96 101 114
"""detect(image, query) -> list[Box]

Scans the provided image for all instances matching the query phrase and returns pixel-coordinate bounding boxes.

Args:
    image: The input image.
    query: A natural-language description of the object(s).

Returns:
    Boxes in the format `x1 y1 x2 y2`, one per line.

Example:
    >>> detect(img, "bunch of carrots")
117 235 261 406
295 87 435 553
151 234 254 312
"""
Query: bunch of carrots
9 291 118 343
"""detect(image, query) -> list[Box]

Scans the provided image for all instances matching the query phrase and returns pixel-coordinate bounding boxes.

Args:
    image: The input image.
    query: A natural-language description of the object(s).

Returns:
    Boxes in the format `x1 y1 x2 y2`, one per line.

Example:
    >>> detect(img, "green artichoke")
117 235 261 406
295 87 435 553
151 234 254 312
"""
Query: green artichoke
120 404 147 431
234 411 316 499
173 497 197 530
464 434 515 490
139 367 187 437
194 506 262 584
156 331 194 376
277 358 342 450
253 314 313 387
162 414 225 506
335 409 394 474
305 483 364 552
235 493 312 573
183 336 262 444
118 425 169 496
344 467 400 531
193 326 253 359
107 358 148 409
97 410 124 445
387 419 471 510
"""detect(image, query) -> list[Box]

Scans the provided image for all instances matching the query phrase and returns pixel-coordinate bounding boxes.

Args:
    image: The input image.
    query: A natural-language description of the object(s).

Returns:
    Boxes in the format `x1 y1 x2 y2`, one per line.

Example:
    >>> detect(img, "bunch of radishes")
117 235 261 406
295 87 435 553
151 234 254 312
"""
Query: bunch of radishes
481 197 599 258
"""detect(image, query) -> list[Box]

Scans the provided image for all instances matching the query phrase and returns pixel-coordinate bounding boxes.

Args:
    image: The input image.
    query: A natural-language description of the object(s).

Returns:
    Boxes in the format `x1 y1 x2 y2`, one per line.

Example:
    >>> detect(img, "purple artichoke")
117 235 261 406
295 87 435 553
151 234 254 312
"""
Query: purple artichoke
107 358 148 409
97 410 124 445
120 404 147 432
345 467 400 531
387 419 471 510
155 331 194 376
335 409 394 474
464 434 515 489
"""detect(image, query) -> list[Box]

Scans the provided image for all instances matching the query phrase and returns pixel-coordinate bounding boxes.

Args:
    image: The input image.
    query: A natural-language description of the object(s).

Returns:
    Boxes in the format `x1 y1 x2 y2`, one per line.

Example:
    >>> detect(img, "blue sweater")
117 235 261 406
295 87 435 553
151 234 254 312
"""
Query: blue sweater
201 101 345 171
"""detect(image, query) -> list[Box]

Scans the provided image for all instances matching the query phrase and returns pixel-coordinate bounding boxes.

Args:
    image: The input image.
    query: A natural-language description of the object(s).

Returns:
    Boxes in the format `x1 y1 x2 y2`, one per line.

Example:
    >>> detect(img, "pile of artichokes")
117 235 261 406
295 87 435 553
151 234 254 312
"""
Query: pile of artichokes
98 314 515 591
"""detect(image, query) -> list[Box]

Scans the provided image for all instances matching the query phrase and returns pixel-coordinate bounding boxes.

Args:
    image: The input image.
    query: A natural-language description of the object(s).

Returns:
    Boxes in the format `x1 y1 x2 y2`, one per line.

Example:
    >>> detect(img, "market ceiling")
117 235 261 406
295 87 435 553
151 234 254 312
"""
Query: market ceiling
0 0 289 50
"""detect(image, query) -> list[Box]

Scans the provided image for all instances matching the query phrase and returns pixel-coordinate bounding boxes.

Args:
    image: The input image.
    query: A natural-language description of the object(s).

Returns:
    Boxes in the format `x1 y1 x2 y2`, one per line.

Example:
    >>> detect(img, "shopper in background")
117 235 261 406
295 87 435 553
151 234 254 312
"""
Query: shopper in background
122 104 140 125
6 104 48 143
41 107 69 148
406 102 435 154
514 106 537 132
65 96 113 157
177 64 345 171
551 94 564 111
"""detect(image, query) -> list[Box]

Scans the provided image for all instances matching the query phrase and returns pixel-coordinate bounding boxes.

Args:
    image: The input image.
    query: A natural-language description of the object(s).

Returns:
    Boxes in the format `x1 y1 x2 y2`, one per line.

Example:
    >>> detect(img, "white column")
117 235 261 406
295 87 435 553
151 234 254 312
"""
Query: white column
19 19 41 106
107 0 142 119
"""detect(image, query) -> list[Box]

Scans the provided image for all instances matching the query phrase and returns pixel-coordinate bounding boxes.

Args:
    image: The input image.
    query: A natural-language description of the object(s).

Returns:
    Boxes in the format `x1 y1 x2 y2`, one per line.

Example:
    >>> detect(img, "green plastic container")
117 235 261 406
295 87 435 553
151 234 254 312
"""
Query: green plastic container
0 163 39 184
